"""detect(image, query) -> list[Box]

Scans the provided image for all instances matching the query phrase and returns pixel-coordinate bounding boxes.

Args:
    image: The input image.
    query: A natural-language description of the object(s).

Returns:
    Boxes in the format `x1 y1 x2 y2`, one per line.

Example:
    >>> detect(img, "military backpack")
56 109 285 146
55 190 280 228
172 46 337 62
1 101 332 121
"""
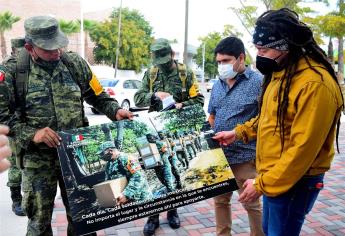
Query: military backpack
12 49 86 168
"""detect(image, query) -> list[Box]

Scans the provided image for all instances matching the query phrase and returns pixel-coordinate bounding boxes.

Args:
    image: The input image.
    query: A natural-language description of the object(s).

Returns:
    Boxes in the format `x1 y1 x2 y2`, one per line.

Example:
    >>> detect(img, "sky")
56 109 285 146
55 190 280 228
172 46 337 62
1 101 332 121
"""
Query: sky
82 0 338 58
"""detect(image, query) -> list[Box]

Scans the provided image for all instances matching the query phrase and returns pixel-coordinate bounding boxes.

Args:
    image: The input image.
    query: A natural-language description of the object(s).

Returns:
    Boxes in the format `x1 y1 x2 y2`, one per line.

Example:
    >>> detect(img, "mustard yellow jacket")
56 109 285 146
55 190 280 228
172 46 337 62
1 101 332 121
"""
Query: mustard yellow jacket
235 57 343 197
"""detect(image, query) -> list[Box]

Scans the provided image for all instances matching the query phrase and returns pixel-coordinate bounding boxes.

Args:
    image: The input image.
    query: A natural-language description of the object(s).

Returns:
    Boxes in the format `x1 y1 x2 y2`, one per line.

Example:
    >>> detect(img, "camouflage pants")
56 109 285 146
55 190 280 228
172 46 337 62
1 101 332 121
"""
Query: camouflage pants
7 154 22 188
186 144 195 159
168 154 181 185
179 149 189 167
154 154 175 192
22 166 76 236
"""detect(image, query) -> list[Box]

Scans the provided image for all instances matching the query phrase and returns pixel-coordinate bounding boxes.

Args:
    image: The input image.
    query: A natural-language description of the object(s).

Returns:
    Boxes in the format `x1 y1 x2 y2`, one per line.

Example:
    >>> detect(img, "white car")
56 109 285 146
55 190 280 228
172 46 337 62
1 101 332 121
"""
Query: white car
87 77 143 114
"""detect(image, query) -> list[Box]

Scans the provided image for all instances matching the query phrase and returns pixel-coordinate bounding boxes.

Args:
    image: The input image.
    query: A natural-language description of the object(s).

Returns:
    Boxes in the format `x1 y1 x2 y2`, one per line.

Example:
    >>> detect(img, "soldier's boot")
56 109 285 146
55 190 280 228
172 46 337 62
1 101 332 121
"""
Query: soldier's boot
143 214 160 236
174 174 182 189
167 209 180 229
10 187 25 216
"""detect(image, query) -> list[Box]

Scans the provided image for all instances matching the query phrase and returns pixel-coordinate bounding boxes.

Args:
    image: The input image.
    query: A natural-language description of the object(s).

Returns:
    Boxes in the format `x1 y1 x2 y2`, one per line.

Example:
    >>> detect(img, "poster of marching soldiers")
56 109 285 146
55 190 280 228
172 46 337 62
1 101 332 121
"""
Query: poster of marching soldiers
57 104 238 235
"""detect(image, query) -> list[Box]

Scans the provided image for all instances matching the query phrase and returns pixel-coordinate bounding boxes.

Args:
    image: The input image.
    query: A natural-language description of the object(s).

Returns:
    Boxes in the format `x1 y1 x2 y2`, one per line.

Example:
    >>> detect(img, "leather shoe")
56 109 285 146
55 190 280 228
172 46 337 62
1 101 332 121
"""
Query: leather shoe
167 209 180 229
143 215 159 236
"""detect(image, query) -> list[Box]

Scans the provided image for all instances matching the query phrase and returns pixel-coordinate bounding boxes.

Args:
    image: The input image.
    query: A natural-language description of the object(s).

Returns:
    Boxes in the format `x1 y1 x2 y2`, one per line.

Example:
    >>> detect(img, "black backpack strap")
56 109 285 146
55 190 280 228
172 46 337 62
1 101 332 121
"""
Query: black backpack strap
15 49 31 122
61 52 88 127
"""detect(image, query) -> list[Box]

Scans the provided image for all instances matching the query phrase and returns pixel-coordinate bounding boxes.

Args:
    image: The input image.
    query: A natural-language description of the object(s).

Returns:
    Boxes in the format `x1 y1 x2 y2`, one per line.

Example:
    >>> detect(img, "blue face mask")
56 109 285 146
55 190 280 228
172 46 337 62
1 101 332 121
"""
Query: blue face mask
218 63 238 81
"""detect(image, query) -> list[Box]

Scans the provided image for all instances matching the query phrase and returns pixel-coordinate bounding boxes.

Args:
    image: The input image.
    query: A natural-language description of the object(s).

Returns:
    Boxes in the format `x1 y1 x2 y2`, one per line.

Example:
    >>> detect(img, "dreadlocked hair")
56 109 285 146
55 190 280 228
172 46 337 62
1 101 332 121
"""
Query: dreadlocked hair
255 8 344 154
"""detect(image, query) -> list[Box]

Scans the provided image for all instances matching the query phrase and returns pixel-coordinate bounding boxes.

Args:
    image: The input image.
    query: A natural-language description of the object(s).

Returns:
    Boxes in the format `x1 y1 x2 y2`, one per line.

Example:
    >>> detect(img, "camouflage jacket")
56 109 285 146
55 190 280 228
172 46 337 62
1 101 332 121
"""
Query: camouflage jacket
0 52 120 168
134 61 204 111
105 154 151 201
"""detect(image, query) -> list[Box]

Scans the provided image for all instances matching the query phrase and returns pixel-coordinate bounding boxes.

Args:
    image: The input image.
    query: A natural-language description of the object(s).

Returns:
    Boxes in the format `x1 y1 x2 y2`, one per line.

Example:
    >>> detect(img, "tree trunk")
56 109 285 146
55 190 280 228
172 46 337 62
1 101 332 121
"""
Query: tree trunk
338 37 344 83
327 37 334 66
0 31 7 59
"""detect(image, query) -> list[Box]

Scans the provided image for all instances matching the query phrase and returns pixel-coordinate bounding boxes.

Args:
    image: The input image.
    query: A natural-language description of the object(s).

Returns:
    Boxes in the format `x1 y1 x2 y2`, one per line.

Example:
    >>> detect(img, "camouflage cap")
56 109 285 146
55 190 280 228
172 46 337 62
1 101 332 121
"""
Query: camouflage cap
97 141 116 155
150 38 172 65
24 16 68 50
10 38 25 48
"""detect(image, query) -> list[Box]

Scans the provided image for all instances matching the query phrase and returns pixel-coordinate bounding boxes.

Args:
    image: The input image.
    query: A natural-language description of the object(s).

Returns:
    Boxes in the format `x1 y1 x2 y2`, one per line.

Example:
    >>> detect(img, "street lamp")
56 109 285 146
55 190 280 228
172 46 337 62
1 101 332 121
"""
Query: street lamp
202 42 205 84
183 0 189 66
80 0 85 59
114 0 123 78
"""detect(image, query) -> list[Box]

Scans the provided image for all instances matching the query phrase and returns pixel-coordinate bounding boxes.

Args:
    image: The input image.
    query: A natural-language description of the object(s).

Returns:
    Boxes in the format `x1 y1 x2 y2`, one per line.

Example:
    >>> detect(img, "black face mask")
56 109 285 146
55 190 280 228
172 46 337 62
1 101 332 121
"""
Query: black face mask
255 55 283 75
158 59 174 74
32 48 60 72
102 152 113 162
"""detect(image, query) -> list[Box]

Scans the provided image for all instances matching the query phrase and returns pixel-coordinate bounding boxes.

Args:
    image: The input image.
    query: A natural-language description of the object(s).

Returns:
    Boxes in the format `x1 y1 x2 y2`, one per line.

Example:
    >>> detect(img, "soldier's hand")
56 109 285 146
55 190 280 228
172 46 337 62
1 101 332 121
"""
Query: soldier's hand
0 125 11 173
175 103 183 109
116 193 128 205
155 92 171 100
115 109 134 121
33 127 61 148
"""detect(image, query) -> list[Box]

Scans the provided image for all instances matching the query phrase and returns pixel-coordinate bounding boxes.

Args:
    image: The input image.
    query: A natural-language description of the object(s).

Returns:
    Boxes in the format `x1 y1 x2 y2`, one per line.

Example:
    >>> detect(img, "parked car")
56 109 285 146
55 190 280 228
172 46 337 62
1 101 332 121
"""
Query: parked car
206 79 218 92
86 77 143 114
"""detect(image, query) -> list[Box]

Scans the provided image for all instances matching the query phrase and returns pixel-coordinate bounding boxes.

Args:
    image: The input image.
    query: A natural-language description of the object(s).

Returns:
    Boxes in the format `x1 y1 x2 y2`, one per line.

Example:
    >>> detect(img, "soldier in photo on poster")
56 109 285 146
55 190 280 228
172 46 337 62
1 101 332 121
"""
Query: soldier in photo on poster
97 141 152 204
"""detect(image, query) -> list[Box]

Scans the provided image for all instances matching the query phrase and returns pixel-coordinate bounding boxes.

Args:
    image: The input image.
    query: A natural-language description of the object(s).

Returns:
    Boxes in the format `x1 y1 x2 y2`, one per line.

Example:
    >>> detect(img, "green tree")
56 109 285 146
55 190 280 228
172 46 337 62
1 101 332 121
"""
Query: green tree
77 19 99 60
90 8 153 71
59 19 80 36
194 25 252 79
314 12 345 81
194 32 222 79
0 11 20 59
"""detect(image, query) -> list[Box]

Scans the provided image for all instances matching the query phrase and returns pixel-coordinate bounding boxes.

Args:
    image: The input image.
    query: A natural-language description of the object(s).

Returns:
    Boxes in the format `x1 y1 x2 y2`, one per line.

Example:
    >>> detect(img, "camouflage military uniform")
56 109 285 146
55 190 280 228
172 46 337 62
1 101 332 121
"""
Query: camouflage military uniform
154 140 175 192
0 16 121 236
168 138 182 189
134 43 204 112
1 38 26 216
99 142 152 201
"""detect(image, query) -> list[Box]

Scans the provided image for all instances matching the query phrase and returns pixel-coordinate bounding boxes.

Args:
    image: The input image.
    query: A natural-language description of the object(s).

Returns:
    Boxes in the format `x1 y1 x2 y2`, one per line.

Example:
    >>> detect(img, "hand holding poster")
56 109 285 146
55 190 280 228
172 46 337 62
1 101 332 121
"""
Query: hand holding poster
57 105 238 235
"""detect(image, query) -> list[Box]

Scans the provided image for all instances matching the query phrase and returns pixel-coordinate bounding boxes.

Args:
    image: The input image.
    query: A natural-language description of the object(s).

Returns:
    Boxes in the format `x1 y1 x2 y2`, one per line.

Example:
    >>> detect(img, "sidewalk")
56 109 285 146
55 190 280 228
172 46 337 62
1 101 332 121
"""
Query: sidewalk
1 116 345 236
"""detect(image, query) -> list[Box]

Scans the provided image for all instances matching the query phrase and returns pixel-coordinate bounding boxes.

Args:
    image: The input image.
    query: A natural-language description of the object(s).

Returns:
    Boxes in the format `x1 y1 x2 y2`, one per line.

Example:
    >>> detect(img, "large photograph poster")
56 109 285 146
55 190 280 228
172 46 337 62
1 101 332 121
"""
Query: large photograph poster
57 105 238 235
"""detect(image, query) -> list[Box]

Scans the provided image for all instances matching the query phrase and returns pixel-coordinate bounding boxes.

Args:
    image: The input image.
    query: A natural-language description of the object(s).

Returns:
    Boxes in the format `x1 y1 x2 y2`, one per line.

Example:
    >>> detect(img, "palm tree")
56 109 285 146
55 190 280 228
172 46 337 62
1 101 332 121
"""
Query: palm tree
0 11 20 59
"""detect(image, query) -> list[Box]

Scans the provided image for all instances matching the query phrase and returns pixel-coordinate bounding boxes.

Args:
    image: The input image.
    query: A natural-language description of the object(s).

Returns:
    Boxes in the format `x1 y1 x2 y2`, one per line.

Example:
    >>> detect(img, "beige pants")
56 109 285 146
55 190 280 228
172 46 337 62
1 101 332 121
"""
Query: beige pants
213 160 264 236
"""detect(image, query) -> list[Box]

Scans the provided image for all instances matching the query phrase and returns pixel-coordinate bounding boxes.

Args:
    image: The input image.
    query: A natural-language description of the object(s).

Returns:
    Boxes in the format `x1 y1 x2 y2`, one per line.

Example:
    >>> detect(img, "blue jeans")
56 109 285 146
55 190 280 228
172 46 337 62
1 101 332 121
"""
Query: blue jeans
262 174 324 236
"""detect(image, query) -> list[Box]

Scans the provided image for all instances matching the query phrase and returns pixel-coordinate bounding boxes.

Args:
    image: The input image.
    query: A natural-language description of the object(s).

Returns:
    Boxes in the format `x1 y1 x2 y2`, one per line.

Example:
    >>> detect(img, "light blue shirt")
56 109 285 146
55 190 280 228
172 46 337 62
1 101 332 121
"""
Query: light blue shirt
208 67 262 164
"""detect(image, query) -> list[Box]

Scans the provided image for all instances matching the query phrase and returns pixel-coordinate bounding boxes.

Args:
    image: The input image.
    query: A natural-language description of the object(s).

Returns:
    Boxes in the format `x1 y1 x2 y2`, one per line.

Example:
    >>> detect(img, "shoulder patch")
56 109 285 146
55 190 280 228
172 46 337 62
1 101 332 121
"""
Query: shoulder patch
126 156 142 174
89 73 103 96
0 70 5 82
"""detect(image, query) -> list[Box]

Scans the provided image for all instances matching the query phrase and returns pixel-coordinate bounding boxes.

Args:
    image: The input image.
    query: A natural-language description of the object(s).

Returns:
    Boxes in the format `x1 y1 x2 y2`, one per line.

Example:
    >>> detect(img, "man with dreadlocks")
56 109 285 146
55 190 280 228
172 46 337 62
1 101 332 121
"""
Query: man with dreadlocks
213 8 344 236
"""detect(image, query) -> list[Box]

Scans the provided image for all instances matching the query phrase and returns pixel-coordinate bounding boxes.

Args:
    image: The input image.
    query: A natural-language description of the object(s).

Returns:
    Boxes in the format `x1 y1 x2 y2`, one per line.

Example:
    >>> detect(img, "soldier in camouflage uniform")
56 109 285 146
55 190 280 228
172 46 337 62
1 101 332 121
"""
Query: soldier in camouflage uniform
98 141 152 204
134 38 204 112
168 138 182 189
177 132 189 168
2 38 26 216
134 38 205 236
0 16 133 236
154 140 175 192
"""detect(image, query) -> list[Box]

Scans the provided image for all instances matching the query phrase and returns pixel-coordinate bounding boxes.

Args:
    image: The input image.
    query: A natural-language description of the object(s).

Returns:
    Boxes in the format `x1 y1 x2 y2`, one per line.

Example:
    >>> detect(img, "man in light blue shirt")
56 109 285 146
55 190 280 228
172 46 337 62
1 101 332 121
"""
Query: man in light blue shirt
208 36 264 236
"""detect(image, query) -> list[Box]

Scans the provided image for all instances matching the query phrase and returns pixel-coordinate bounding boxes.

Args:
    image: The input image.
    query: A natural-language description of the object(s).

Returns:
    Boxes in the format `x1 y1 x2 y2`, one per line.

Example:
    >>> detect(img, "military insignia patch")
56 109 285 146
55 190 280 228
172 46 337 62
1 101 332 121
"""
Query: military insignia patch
127 157 142 174
189 83 199 98
89 73 103 96
0 70 5 82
